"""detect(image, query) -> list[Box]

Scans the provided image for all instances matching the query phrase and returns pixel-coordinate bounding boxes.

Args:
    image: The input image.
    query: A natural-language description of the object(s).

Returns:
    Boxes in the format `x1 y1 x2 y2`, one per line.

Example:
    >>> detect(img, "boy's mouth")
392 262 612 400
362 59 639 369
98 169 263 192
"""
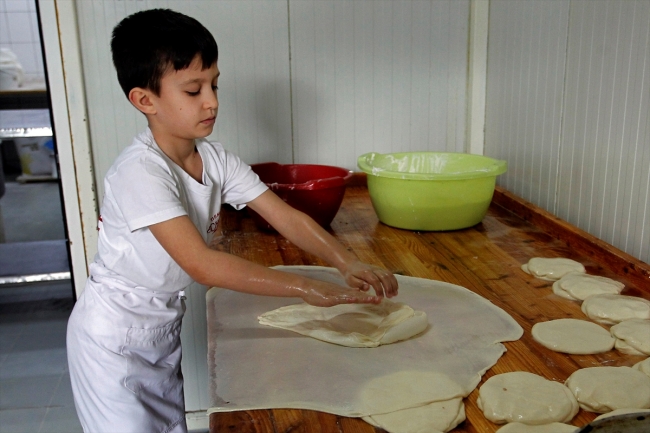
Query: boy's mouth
201 116 216 125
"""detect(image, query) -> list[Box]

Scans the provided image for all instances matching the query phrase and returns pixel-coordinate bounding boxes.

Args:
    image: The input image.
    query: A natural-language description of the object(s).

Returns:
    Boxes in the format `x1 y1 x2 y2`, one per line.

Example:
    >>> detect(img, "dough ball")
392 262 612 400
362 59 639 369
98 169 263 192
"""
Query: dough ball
552 274 624 301
593 408 650 421
581 294 650 325
477 371 579 425
565 366 650 413
634 358 650 377
521 258 585 281
531 318 615 354
358 371 465 416
611 319 650 356
495 422 578 433
258 299 428 348
363 397 465 433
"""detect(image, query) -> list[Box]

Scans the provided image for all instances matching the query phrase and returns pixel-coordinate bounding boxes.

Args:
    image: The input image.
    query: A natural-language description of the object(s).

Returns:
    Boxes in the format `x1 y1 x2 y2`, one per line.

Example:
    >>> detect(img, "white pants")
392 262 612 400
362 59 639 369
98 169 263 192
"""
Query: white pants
67 270 187 433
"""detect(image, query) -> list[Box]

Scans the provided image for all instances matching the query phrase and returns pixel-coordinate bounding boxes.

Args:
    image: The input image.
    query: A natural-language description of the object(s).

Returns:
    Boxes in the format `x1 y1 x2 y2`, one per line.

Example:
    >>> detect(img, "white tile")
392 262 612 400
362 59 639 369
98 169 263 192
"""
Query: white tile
5 0 30 13
40 406 83 433
0 374 60 409
10 328 66 352
0 15 10 44
51 373 75 408
0 407 47 433
7 12 34 43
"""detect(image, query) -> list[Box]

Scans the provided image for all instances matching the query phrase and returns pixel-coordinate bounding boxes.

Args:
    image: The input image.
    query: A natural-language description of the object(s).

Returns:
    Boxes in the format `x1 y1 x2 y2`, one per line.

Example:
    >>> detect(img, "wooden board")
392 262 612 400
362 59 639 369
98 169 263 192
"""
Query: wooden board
209 185 650 433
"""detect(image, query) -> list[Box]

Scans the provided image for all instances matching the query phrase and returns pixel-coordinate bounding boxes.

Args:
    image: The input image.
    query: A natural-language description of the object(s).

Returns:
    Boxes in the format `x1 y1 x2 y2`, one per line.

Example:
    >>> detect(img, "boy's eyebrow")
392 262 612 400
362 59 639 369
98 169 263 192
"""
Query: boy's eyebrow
179 72 220 85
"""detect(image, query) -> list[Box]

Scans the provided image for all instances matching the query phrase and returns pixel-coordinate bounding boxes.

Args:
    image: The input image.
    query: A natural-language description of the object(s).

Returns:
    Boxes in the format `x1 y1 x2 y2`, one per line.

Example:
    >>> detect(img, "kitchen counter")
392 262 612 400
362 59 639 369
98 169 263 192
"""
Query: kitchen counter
208 183 650 433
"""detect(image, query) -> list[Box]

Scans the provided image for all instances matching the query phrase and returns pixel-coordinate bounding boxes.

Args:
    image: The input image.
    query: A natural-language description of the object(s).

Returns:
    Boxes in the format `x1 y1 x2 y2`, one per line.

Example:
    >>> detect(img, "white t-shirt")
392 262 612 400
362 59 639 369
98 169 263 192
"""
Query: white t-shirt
93 128 268 292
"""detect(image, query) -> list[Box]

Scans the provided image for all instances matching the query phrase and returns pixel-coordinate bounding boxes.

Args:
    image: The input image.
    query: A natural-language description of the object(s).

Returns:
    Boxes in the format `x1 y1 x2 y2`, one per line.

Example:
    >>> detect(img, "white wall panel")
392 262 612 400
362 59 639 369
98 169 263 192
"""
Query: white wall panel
289 0 469 169
486 0 649 264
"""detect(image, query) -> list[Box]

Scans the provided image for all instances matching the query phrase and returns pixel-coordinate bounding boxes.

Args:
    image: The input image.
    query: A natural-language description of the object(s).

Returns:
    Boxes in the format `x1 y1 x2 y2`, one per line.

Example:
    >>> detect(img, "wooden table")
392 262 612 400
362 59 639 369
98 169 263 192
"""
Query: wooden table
209 183 650 433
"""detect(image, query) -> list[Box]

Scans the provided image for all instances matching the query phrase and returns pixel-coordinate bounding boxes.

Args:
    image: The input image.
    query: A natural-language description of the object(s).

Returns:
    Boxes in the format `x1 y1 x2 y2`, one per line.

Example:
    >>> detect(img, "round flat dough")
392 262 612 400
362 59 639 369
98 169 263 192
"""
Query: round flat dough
258 299 428 348
634 358 650 377
611 319 650 356
477 371 579 425
532 319 615 354
363 397 465 433
496 422 578 433
581 294 650 325
552 274 624 301
593 408 650 421
521 258 586 281
565 366 650 413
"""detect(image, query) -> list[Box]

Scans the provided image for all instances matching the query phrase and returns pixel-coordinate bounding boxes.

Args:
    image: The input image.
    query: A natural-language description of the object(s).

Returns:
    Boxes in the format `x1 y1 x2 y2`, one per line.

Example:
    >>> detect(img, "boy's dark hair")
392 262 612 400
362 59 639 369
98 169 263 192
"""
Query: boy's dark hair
111 9 218 97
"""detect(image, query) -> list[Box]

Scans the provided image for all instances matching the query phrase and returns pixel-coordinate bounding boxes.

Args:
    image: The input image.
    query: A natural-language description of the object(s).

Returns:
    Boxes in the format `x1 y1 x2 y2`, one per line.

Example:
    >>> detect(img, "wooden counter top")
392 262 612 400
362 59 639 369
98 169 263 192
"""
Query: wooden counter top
209 185 650 433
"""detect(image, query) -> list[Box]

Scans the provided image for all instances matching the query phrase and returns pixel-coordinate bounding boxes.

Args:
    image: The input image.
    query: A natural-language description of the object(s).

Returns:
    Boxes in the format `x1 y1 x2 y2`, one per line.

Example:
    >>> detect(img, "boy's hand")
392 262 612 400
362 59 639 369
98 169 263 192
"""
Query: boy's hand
298 279 383 307
342 262 399 299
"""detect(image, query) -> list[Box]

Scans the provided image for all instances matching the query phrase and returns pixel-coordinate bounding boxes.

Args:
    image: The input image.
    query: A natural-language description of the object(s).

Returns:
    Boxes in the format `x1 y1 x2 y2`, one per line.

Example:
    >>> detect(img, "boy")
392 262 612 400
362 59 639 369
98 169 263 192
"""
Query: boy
66 8 398 433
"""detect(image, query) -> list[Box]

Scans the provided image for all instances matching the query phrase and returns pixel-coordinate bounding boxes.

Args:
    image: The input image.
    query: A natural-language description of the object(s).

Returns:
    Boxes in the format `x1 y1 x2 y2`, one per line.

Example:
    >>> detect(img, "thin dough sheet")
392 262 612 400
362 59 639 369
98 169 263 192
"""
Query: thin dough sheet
206 266 523 417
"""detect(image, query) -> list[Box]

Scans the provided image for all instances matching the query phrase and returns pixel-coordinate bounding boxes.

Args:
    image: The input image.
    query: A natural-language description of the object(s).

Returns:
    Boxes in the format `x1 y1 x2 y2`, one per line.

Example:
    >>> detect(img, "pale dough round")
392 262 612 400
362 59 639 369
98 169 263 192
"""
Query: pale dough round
634 358 650 377
564 366 650 413
258 299 428 348
363 397 465 433
593 407 650 421
531 318 615 354
581 294 650 325
358 371 465 415
477 371 579 425
611 319 650 356
552 273 624 301
521 258 586 281
496 422 578 433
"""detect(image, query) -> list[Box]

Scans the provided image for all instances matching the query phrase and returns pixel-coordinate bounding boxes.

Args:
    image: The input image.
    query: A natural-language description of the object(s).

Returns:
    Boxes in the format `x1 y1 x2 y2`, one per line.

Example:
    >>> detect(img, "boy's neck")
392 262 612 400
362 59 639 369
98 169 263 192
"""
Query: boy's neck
150 127 204 183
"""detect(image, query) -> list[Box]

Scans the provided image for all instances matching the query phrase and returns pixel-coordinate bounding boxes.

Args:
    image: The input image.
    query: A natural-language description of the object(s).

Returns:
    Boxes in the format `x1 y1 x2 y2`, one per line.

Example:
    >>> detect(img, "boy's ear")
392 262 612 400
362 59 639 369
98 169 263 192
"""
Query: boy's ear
128 87 156 114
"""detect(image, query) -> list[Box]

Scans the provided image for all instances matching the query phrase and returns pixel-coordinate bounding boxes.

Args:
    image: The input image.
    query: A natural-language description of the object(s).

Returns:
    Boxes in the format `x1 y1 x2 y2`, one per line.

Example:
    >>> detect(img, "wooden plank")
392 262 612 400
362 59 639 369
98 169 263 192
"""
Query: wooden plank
209 186 650 433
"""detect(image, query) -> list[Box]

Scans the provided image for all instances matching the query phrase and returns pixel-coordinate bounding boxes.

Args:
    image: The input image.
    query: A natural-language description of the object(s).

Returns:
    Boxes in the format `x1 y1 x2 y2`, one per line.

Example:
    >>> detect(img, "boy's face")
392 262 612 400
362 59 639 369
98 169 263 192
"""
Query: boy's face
147 56 219 143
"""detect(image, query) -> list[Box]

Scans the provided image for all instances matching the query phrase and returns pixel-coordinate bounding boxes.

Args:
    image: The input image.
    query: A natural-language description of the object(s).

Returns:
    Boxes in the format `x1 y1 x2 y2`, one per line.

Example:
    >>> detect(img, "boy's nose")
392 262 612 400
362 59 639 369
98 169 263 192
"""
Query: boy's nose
204 92 218 110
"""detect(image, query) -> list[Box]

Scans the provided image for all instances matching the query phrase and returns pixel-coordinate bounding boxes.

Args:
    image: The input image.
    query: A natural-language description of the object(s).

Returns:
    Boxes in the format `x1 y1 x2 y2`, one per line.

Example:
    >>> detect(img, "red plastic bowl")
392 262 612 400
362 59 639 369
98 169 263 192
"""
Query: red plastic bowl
249 162 353 230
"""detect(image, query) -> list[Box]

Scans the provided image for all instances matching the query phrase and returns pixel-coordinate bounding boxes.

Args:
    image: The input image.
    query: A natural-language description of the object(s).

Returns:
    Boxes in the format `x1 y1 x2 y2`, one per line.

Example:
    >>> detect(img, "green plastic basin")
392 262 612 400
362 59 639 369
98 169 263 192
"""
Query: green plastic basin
357 152 507 231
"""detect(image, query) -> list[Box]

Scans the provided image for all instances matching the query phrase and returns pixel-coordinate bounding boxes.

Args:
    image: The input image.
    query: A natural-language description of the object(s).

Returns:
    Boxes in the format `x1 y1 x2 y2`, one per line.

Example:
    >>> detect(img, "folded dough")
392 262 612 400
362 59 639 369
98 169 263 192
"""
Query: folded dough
477 371 579 425
552 274 624 301
363 397 465 433
593 408 650 421
634 357 650 377
581 294 650 325
531 318 615 354
495 422 578 433
564 366 650 413
258 299 428 348
521 258 585 281
610 319 650 356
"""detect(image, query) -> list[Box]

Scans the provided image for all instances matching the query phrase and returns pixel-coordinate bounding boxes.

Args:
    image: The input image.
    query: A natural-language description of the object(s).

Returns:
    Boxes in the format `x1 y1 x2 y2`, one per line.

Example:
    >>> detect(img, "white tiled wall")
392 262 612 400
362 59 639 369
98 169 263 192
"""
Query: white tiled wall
0 0 44 79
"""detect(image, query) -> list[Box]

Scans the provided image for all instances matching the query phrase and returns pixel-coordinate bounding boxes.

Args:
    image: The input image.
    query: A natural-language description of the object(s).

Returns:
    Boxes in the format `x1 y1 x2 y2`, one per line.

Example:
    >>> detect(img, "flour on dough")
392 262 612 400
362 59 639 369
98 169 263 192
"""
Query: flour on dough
258 299 428 348
363 397 465 433
611 319 650 356
521 258 586 281
477 371 579 425
634 357 650 378
564 366 650 413
593 408 650 421
552 274 624 301
582 294 650 325
531 318 614 354
495 422 578 433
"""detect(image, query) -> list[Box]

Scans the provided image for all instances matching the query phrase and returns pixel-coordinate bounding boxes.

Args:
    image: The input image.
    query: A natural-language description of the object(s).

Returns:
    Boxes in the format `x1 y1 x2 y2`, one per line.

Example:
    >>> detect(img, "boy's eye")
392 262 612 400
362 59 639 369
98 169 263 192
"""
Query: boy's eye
186 90 200 96
212 85 218 91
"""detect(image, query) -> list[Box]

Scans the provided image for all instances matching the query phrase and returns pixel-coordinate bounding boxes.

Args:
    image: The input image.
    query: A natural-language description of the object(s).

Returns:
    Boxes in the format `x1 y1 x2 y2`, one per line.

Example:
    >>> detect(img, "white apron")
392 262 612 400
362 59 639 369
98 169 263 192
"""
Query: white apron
67 264 187 433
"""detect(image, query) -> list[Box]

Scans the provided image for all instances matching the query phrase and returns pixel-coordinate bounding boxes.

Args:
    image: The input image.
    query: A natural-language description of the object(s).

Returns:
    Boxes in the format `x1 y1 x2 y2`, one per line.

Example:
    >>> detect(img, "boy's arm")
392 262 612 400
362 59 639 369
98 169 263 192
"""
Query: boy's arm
148 214 383 307
246 190 398 298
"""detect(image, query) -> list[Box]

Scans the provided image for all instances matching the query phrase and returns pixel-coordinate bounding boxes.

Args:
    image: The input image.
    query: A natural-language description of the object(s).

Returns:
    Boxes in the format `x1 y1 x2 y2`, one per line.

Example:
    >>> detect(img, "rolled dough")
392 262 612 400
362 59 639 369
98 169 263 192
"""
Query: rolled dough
363 396 465 433
495 422 578 433
207 266 523 417
552 273 624 301
531 318 615 354
581 294 650 325
258 299 428 348
521 258 585 281
564 366 650 413
477 371 579 425
610 319 650 356
634 357 650 377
